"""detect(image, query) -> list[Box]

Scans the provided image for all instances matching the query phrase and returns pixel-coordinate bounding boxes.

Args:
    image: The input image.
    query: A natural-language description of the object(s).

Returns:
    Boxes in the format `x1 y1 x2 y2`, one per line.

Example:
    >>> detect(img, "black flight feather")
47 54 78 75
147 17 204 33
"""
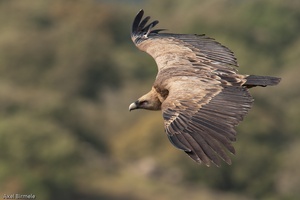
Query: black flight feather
131 9 164 39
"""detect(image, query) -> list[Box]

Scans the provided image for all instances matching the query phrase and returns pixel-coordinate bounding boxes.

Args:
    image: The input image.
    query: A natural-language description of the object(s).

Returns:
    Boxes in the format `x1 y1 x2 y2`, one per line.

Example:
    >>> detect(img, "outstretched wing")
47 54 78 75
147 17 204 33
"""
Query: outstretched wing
131 10 238 74
161 79 253 167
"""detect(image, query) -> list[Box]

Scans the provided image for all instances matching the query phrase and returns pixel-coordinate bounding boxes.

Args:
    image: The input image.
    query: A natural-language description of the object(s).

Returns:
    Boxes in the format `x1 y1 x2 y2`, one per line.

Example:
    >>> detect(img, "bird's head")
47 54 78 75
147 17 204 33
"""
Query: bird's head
129 90 162 111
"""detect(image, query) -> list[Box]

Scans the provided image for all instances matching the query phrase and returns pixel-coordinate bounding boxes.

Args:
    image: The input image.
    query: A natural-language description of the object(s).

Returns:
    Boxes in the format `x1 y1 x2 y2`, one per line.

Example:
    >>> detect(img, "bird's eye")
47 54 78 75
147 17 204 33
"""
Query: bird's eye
140 100 148 106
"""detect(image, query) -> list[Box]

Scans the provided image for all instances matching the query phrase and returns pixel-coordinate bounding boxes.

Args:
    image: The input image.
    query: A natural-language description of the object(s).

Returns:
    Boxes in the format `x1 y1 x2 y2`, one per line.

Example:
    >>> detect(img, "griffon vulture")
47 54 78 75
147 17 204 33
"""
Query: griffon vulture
129 10 281 167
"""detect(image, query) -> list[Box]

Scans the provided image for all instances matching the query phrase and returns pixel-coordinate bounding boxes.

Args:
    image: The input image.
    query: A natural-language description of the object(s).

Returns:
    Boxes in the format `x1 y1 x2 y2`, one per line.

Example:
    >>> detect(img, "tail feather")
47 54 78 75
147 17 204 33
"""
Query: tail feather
244 75 281 88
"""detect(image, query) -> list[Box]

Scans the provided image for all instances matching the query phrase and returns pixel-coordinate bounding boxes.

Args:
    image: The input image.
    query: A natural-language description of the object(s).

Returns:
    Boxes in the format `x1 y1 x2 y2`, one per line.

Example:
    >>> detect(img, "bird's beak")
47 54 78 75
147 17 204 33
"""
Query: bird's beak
129 102 138 111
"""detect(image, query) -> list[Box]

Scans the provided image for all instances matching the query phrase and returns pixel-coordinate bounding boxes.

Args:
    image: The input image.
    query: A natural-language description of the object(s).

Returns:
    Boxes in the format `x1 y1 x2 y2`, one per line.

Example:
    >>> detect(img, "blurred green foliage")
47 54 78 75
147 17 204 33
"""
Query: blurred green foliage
0 0 299 199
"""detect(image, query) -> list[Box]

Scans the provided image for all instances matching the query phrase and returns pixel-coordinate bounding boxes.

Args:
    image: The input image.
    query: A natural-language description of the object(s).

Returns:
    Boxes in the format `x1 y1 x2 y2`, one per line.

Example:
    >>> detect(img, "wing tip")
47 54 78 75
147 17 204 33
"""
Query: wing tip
131 9 144 35
131 9 164 43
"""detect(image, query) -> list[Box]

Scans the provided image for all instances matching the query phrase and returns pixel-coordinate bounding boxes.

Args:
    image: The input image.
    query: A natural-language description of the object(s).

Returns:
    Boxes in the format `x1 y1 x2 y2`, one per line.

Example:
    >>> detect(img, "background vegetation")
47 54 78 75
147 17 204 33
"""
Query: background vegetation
0 0 299 199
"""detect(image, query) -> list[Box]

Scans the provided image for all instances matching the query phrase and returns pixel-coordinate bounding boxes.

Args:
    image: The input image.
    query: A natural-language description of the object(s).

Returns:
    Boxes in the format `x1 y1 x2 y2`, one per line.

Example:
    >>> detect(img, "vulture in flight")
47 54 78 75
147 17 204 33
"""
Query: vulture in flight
129 10 281 167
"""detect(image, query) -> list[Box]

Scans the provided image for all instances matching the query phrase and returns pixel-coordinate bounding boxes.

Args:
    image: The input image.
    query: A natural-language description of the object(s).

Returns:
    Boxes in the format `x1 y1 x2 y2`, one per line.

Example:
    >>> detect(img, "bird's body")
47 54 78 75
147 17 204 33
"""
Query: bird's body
129 10 281 167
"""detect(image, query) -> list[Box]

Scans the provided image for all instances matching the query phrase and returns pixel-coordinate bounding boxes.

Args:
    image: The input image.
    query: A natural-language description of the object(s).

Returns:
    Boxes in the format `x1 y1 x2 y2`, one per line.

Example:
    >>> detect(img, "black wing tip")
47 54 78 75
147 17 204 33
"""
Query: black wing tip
138 9 144 14
131 9 144 34
131 9 163 40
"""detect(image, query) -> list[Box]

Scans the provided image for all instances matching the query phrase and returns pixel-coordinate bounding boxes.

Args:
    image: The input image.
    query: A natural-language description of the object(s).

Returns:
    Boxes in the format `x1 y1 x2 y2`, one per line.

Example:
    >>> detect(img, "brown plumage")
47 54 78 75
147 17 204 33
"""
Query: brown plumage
129 10 281 167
